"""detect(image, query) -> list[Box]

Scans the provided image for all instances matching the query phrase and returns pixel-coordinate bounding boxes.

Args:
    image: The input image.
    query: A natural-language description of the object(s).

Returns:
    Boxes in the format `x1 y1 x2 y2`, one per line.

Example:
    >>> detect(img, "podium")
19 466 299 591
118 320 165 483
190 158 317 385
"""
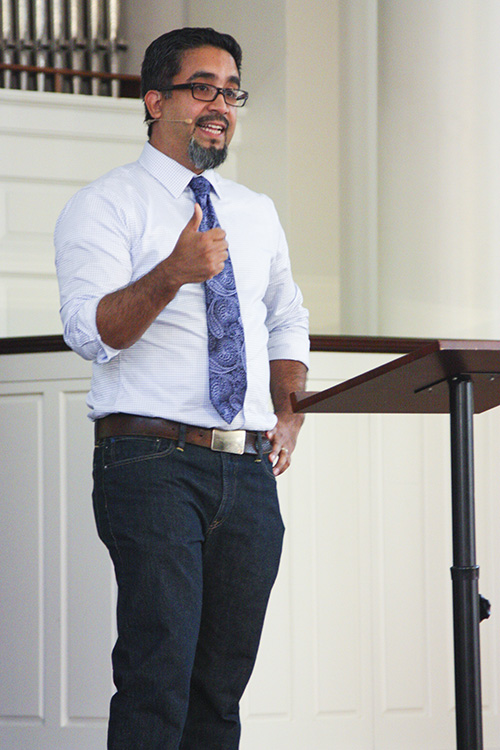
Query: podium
292 339 500 750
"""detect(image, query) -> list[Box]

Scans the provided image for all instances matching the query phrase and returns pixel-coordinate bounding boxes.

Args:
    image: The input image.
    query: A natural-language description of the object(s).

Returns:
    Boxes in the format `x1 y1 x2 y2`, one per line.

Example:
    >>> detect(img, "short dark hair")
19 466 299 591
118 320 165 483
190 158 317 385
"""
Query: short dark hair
141 27 243 134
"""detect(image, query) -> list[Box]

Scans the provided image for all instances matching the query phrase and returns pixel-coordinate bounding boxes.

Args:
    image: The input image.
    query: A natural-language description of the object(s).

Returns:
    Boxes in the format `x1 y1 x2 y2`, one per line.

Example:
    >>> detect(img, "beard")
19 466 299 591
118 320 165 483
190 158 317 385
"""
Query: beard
188 137 228 170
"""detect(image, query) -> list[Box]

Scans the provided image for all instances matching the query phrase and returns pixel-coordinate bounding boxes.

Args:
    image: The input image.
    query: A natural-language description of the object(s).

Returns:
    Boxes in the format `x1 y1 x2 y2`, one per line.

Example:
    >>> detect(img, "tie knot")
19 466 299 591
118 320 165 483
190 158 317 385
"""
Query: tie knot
189 176 212 202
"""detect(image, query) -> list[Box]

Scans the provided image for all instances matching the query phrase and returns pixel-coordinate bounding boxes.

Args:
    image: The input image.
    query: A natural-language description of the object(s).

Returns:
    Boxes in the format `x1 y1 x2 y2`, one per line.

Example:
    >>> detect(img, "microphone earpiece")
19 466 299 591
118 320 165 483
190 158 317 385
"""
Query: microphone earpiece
146 118 193 125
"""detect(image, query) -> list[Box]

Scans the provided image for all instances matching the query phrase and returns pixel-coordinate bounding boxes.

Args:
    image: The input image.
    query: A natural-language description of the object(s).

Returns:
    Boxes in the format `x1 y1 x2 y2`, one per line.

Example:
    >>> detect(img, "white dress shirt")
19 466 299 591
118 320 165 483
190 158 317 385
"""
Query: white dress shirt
55 142 309 430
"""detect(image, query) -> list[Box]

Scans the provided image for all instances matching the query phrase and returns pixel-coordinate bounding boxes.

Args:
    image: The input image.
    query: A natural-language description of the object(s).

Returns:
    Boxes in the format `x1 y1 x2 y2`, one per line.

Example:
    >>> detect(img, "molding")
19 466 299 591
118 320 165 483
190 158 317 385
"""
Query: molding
0 334 434 356
0 335 70 355
0 87 141 112
309 334 434 354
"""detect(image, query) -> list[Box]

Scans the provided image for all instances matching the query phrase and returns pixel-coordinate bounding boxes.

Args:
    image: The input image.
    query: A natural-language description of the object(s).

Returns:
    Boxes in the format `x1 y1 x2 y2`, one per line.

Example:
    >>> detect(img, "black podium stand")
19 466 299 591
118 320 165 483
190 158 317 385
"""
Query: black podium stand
292 339 500 750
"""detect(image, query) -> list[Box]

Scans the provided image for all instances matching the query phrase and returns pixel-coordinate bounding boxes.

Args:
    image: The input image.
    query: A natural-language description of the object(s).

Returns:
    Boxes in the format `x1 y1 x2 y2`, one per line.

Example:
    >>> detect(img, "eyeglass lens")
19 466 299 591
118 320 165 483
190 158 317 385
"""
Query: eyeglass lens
191 83 247 106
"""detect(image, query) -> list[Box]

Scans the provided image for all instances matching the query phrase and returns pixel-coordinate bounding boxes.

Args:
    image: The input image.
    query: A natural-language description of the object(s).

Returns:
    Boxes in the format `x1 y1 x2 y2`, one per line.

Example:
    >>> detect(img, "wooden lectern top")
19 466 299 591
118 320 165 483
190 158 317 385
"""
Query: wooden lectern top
292 339 500 415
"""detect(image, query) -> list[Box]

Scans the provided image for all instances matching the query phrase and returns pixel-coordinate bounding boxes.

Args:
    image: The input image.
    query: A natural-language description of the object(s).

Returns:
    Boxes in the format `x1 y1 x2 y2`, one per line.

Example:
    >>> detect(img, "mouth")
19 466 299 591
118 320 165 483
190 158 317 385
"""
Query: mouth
195 117 228 140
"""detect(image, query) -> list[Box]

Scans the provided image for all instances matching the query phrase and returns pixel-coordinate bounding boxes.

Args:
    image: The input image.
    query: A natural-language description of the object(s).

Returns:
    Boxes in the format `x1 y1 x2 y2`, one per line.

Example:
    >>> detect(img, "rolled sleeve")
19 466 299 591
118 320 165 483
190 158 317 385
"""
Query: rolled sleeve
60 295 121 362
55 185 133 363
265 220 310 369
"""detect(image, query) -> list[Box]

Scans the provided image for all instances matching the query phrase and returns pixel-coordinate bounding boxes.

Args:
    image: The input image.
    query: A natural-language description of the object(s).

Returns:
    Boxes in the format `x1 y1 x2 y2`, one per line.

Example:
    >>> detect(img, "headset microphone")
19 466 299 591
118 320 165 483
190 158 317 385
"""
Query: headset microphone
146 118 193 125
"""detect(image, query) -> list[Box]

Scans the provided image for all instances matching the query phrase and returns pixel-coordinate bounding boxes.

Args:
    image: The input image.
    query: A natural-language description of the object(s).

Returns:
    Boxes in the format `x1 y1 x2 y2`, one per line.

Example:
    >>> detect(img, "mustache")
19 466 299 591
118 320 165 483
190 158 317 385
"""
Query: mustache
194 114 230 130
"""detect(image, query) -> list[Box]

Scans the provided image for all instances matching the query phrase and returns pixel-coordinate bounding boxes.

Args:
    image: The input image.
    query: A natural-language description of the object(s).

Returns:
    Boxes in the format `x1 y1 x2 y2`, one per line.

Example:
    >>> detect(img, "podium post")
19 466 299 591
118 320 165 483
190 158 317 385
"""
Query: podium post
449 375 483 750
292 340 500 750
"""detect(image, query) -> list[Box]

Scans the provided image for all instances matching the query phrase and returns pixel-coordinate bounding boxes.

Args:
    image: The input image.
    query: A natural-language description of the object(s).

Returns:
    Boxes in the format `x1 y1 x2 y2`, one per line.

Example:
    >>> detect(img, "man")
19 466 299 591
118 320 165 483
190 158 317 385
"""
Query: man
55 27 309 750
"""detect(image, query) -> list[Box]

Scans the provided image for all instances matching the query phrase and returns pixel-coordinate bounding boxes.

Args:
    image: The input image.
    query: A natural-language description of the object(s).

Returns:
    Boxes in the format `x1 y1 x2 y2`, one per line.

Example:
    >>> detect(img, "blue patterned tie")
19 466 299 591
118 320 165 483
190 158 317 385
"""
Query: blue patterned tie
189 176 247 423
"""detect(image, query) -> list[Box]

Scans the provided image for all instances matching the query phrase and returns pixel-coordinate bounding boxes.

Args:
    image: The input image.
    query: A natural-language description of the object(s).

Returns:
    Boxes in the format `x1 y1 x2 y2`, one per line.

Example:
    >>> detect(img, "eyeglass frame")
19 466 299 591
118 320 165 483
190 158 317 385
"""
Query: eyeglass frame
161 82 249 108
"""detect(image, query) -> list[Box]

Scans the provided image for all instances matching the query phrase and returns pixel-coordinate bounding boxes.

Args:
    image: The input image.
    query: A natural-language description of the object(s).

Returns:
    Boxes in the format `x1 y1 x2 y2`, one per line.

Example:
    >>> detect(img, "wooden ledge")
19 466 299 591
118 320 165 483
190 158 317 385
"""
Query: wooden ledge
0 334 433 356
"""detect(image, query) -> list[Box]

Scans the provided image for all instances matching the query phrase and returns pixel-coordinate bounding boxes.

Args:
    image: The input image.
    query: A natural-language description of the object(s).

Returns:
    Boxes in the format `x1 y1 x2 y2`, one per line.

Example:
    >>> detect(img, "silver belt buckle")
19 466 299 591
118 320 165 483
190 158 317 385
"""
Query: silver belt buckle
210 429 246 455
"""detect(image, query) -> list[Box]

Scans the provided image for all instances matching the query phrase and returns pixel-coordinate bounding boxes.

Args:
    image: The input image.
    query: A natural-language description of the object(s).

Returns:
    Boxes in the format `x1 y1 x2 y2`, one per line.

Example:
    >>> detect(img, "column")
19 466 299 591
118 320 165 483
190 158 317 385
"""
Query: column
378 0 500 338
340 0 500 339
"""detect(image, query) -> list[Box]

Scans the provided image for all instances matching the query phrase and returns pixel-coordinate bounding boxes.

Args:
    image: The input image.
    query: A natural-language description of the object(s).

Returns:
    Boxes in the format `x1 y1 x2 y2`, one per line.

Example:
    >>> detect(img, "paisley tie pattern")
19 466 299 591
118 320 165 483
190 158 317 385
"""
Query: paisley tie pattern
189 176 247 423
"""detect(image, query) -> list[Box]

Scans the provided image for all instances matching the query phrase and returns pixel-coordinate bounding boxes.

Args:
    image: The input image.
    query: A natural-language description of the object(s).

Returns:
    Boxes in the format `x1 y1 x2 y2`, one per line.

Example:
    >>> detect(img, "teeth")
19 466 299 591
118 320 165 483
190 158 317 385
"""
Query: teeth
201 123 224 134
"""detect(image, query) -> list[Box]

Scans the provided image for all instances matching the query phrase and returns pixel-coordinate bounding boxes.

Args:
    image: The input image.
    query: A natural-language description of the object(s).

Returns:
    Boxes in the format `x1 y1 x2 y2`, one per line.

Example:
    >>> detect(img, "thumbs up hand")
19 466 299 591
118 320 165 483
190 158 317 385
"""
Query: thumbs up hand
168 203 228 286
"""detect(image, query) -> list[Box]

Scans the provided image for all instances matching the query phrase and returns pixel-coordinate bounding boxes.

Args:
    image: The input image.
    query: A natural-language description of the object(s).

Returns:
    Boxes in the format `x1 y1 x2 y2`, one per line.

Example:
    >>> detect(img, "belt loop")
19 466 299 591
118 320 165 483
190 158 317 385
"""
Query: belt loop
177 423 187 451
254 431 263 462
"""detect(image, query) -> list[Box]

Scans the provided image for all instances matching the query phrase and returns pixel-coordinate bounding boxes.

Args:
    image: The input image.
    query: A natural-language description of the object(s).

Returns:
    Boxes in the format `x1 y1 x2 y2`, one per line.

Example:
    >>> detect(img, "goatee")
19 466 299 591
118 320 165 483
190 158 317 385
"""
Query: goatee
188 137 228 170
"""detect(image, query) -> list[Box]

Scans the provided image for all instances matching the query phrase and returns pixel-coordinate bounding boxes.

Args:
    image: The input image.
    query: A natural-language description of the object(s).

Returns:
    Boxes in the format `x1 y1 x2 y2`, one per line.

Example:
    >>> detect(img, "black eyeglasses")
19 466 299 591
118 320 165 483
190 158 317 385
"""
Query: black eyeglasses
162 82 249 108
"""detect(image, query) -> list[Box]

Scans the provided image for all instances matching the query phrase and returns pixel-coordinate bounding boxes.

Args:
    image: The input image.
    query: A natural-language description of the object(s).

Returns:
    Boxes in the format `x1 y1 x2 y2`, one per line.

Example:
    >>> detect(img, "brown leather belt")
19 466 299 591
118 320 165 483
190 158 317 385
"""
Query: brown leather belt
94 413 273 456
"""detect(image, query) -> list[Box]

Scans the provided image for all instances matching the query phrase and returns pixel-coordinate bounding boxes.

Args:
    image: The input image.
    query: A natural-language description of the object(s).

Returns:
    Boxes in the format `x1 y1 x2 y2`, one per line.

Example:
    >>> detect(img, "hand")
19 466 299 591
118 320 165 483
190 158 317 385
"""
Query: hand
266 411 304 477
167 204 228 286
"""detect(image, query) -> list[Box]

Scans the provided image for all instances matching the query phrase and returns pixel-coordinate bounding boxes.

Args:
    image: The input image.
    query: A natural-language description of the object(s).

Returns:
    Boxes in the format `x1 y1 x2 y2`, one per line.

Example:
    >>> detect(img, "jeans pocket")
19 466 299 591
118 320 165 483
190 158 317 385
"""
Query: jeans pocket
102 436 176 468
257 453 278 480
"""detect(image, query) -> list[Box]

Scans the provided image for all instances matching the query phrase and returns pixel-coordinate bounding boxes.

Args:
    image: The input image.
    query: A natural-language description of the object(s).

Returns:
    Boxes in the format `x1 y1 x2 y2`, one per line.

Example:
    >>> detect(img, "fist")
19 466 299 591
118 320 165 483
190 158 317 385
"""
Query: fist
172 203 228 283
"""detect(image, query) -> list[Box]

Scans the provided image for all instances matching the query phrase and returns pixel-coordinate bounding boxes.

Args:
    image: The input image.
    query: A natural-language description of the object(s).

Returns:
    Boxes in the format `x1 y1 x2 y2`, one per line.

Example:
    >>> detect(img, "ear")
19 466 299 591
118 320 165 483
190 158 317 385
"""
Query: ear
144 90 164 121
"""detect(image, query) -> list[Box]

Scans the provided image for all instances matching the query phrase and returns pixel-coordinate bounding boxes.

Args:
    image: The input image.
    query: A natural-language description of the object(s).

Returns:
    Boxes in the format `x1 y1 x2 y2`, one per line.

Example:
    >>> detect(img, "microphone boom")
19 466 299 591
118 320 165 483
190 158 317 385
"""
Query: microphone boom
146 118 193 125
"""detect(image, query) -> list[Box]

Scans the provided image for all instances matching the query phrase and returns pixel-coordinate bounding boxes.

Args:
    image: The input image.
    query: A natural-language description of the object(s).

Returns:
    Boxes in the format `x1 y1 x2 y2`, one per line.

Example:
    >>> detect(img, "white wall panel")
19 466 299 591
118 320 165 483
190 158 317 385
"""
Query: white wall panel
1 350 500 749
0 182 81 274
0 278 62 337
377 415 429 713
475 410 500 745
0 91 144 338
0 392 44 723
60 390 114 726
313 413 370 716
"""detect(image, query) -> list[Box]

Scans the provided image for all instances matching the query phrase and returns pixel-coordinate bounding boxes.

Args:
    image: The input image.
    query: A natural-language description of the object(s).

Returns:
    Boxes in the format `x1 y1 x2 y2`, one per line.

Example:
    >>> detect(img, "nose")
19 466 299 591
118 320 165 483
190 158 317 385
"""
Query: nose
208 89 229 114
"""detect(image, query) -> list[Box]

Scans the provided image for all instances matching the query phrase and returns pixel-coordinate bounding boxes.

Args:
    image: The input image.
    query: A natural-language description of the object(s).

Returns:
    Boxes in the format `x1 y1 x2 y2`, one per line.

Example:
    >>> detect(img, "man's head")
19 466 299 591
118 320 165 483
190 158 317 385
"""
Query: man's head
141 28 245 173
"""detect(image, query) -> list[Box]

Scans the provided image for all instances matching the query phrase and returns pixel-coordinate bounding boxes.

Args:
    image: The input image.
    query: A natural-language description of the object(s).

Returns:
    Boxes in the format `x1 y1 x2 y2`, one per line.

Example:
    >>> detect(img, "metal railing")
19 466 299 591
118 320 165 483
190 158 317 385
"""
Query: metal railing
1 0 130 96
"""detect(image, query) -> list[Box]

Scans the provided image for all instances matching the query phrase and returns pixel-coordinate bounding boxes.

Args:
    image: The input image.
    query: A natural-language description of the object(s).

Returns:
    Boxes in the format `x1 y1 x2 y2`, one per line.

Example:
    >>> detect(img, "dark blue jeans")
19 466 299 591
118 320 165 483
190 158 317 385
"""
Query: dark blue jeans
92 435 284 750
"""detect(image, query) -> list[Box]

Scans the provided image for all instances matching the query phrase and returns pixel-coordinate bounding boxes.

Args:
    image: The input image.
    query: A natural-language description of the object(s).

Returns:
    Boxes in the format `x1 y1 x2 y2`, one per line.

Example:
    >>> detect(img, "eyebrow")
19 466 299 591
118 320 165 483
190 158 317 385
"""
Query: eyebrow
186 70 241 87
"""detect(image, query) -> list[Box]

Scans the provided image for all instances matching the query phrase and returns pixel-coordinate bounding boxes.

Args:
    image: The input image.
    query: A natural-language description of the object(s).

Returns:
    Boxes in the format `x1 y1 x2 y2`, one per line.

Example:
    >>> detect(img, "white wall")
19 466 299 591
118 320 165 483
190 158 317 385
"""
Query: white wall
377 0 500 340
1 348 500 749
339 0 500 341
119 0 186 76
6 1 500 338
0 90 145 337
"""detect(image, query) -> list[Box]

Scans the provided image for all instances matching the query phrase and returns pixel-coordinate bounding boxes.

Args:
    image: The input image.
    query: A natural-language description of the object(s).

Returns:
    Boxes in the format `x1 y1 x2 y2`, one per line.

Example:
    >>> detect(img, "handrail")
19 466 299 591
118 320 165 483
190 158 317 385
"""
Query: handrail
0 62 141 97
310 334 433 353
0 334 434 357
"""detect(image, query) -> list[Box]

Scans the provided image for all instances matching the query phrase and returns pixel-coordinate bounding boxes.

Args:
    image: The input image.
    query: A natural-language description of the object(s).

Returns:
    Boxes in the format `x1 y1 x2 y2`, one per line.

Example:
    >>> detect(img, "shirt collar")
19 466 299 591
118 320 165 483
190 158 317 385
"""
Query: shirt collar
138 142 222 199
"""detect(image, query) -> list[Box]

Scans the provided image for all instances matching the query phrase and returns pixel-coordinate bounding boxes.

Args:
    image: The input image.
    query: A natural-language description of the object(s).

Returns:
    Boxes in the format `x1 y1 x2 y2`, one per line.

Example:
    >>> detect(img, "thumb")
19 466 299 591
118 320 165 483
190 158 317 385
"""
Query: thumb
185 202 203 233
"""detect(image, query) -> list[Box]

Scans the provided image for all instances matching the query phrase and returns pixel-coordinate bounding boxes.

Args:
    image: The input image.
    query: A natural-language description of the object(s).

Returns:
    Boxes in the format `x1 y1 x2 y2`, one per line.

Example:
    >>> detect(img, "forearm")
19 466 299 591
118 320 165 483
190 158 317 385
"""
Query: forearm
266 359 307 475
96 258 181 350
269 359 307 421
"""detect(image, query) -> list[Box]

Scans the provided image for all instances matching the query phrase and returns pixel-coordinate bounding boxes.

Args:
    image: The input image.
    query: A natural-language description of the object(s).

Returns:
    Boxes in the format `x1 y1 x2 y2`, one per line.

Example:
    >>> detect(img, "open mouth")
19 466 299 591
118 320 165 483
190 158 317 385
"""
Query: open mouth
196 119 227 138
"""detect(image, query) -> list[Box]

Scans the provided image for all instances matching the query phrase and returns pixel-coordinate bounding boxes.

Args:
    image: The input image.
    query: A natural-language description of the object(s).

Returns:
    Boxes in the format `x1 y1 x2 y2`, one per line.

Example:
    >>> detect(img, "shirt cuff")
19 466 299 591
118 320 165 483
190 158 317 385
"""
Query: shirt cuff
268 332 310 369
63 297 122 363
